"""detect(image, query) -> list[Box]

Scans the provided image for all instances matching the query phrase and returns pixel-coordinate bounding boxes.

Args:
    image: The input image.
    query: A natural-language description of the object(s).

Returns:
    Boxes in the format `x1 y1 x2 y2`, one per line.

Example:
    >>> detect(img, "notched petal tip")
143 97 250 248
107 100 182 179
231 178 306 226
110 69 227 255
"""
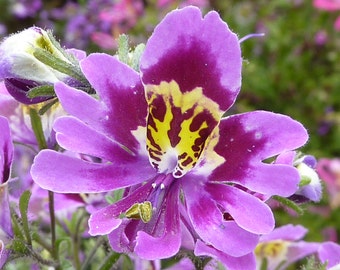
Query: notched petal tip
141 6 242 112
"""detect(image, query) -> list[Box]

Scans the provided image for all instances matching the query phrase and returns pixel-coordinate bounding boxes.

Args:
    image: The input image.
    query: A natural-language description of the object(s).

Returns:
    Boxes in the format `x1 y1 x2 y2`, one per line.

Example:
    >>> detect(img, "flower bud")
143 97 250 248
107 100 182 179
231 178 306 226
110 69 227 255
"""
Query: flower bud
293 155 322 203
0 27 87 104
0 27 70 84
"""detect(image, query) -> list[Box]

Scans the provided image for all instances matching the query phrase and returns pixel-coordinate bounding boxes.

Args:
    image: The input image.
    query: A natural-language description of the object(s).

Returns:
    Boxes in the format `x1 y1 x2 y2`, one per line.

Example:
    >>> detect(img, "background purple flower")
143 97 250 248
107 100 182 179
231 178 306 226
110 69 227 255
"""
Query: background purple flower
0 116 14 269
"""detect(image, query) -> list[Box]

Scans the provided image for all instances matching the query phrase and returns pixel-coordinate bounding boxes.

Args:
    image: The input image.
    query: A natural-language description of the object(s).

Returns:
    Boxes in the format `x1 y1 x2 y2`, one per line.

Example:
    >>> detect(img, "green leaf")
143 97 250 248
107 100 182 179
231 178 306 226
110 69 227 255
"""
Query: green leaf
98 253 121 270
27 85 55 98
29 108 47 150
11 212 25 241
105 189 124 204
19 190 32 246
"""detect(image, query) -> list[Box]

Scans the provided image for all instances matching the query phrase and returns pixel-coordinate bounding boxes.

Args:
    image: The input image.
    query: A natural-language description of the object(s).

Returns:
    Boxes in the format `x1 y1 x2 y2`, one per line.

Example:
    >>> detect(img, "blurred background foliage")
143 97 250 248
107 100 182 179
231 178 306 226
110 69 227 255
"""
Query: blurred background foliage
1 0 340 264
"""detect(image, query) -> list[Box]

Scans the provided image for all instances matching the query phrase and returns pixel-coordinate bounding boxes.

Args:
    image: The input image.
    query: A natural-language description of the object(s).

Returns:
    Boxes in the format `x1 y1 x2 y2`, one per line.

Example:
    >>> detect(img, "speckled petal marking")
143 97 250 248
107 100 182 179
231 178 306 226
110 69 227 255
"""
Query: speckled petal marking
146 80 222 177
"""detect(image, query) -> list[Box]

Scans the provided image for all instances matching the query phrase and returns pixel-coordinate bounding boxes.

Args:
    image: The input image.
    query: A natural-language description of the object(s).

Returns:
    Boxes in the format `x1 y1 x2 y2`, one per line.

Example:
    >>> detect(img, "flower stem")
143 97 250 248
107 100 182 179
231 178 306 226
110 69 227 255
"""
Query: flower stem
48 190 60 269
73 211 86 270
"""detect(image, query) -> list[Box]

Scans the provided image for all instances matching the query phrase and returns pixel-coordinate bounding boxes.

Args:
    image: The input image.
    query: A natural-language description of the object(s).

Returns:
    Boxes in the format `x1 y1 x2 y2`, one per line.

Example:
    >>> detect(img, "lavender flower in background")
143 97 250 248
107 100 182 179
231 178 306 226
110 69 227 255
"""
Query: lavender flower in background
9 0 42 19
255 224 340 269
0 80 83 230
44 0 145 51
0 116 14 269
294 155 322 203
31 6 308 268
317 158 340 208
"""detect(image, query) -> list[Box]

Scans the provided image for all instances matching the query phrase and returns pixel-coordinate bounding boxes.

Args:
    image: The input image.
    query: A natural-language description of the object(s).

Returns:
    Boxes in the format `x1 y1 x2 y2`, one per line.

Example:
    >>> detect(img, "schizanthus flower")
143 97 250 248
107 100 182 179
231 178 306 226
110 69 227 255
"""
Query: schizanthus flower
32 6 308 268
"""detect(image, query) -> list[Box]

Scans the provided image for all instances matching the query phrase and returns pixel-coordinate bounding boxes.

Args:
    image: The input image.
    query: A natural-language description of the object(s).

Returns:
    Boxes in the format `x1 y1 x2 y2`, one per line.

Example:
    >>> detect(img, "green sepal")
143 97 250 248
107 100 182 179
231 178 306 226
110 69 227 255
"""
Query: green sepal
38 98 59 115
46 30 79 66
8 238 28 254
33 48 88 85
272 195 304 215
130 43 145 71
27 85 55 98
299 175 312 187
117 34 129 65
29 108 47 149
301 255 328 270
10 212 25 241
19 190 32 246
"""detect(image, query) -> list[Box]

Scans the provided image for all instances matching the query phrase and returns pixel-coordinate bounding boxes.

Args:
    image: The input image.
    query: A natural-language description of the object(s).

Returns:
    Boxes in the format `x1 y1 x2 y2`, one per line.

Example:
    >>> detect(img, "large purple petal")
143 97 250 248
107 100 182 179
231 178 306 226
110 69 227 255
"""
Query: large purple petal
78 53 147 153
31 150 155 193
206 183 274 234
208 111 308 196
195 240 256 270
141 6 241 112
54 116 135 162
182 176 259 257
54 82 106 130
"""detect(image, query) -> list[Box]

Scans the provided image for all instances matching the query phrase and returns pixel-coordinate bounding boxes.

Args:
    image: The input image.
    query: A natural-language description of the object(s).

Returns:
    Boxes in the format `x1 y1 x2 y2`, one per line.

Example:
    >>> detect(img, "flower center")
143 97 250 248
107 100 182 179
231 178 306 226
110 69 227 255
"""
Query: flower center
145 80 221 178
255 240 289 261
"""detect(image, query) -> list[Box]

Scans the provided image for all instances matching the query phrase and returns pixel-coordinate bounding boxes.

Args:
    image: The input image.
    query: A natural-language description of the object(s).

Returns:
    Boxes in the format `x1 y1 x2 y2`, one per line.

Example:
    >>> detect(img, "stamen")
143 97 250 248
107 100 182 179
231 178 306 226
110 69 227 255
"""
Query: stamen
239 33 265 44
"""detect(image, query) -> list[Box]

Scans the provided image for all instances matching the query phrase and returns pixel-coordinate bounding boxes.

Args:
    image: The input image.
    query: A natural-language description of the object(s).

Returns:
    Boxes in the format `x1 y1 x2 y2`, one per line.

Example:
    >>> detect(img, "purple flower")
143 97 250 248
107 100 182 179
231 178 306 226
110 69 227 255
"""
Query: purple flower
255 224 340 269
317 158 340 208
0 116 14 268
10 0 42 19
32 6 308 266
0 81 64 149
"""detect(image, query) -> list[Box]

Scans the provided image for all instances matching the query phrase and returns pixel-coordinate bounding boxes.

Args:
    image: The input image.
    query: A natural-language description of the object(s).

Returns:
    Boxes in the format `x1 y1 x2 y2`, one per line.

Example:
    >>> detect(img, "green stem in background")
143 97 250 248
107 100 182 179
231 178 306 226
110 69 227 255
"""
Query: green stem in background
48 191 61 270
30 108 60 268
29 108 47 150
81 237 106 270
97 252 121 270
73 211 87 270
